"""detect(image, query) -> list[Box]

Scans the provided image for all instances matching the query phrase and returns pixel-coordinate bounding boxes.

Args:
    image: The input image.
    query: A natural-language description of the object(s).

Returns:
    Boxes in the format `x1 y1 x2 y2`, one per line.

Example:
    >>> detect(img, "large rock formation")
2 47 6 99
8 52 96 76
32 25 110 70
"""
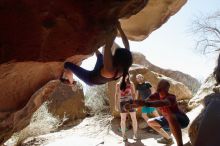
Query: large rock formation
188 91 220 145
188 74 216 109
0 62 63 112
188 75 219 145
0 80 86 144
120 0 187 41
0 0 187 113
107 65 192 117
0 54 88 112
133 52 201 93
0 0 187 144
0 0 186 63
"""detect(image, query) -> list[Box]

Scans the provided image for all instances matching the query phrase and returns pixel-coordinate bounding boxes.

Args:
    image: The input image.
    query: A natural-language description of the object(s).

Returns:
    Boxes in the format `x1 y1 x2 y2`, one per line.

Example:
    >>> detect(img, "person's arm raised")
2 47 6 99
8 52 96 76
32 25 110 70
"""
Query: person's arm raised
116 20 130 50
102 32 116 74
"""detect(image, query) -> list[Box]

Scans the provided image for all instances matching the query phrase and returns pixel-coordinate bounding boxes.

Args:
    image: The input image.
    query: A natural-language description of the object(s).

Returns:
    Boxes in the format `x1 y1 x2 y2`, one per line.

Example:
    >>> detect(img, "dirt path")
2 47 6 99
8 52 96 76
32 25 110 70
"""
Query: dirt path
20 113 193 146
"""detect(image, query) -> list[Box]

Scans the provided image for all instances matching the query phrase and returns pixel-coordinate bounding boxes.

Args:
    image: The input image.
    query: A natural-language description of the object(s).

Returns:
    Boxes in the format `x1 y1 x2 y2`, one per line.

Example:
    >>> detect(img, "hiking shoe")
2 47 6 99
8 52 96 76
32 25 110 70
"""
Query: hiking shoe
60 77 77 85
60 77 78 91
60 72 77 85
157 137 174 144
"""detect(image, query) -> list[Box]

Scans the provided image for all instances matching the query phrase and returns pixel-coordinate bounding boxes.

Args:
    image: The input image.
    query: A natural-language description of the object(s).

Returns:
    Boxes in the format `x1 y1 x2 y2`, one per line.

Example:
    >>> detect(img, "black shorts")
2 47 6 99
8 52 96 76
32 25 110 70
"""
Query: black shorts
119 100 135 113
154 113 190 129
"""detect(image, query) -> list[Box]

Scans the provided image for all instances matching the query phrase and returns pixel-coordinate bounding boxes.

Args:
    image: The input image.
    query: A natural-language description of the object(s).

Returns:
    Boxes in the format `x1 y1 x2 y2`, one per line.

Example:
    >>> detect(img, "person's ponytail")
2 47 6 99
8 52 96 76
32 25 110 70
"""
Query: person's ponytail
120 69 129 91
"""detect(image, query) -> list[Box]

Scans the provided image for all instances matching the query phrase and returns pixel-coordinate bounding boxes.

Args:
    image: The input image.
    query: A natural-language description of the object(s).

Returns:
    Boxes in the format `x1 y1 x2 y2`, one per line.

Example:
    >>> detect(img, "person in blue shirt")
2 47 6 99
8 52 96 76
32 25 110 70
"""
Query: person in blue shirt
135 74 160 127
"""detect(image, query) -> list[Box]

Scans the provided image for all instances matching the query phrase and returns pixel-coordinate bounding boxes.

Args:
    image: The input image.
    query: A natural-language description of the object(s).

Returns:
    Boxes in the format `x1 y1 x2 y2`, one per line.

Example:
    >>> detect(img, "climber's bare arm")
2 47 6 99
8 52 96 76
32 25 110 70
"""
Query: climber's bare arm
116 20 130 50
102 31 117 77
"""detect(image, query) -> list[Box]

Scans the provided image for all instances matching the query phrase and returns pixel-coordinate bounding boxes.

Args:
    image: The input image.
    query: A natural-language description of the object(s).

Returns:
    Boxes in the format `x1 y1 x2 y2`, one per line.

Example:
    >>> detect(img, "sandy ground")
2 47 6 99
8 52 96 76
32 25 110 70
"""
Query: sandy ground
18 110 197 146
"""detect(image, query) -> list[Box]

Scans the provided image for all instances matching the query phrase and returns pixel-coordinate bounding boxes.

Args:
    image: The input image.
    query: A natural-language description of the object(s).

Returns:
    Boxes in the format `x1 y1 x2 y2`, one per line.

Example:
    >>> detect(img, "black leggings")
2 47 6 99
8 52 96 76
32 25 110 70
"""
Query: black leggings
64 53 103 85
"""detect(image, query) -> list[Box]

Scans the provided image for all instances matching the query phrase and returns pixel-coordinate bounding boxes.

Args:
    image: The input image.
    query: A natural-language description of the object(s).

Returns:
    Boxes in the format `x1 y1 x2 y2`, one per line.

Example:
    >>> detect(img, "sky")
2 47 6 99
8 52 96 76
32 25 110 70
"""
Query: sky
81 0 220 83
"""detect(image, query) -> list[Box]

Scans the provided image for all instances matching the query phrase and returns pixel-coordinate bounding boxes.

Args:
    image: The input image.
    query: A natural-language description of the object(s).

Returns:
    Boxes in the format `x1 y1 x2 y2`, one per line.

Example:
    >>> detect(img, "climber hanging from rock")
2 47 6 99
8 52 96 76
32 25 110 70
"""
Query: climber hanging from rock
60 20 133 86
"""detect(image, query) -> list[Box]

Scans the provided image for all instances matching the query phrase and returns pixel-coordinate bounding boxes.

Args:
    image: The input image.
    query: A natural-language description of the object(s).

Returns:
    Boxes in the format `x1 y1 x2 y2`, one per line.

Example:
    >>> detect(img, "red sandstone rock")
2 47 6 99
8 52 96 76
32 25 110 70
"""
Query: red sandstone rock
0 0 148 63
0 0 186 63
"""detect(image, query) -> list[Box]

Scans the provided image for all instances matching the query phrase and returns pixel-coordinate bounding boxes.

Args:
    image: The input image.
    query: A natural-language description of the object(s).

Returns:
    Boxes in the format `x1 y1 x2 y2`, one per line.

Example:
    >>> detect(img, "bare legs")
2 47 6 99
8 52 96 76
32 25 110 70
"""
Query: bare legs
142 113 149 124
148 115 183 146
142 110 160 125
130 112 138 138
120 112 138 140
166 115 183 146
147 119 171 139
120 113 127 138
152 110 160 117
